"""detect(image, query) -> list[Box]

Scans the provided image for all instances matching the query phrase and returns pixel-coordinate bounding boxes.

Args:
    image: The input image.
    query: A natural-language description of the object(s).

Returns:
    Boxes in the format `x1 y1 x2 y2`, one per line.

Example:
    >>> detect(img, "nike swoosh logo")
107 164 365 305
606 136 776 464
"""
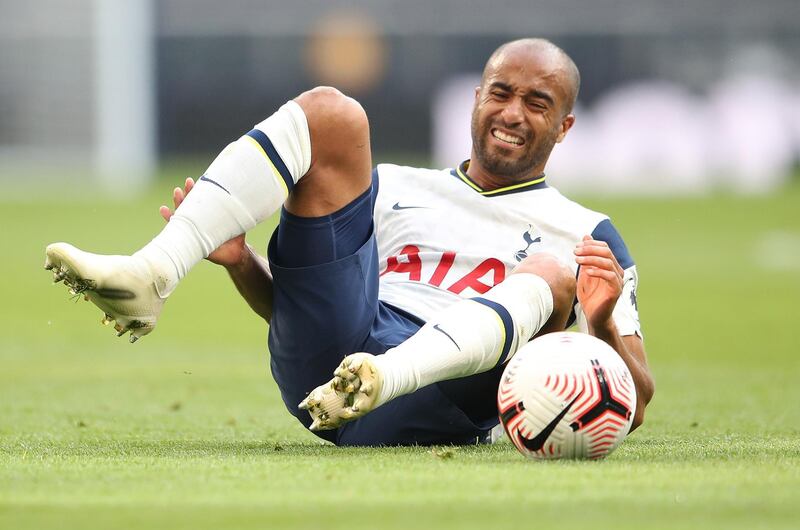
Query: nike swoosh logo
433 324 460 350
518 395 579 452
93 288 136 300
199 175 231 194
392 202 428 211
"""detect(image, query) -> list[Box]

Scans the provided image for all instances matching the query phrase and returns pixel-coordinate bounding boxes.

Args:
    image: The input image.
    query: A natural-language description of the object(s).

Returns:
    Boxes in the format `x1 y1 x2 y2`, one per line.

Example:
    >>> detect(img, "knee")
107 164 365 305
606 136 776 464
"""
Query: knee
295 86 369 141
512 253 575 313
285 86 372 216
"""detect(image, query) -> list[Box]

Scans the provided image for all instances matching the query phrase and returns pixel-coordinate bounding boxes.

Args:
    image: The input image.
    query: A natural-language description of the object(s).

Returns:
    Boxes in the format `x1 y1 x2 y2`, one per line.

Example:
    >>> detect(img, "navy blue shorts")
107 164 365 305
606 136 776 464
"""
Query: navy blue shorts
267 174 500 446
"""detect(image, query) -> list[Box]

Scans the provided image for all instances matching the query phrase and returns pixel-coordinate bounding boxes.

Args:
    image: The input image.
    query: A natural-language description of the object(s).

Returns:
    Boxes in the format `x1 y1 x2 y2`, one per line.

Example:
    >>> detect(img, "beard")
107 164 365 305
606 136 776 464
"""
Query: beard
470 112 558 180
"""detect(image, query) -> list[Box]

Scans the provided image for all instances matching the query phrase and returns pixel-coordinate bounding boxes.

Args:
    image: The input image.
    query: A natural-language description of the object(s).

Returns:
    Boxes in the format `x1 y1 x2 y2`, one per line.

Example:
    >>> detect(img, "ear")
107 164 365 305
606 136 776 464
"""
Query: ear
474 86 481 101
555 114 575 143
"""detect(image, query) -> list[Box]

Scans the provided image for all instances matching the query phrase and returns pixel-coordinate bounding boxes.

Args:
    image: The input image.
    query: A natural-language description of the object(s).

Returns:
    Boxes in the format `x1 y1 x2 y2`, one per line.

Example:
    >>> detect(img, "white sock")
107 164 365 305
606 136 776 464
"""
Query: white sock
134 101 311 295
374 273 553 405
372 273 554 406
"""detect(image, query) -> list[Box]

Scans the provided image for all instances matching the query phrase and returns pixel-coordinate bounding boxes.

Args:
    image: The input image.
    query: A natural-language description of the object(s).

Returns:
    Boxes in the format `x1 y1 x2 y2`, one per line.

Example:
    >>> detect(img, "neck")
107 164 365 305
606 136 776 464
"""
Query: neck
464 157 545 191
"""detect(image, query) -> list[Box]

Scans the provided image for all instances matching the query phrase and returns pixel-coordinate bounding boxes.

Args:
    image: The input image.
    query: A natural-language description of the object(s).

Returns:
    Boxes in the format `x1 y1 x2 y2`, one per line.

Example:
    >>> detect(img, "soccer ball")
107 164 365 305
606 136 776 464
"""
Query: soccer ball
497 332 636 460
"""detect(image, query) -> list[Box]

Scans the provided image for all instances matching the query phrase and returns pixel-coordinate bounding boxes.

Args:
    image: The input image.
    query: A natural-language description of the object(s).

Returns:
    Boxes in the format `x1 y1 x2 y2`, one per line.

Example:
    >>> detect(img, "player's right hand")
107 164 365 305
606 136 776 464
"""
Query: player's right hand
574 235 624 331
159 177 248 268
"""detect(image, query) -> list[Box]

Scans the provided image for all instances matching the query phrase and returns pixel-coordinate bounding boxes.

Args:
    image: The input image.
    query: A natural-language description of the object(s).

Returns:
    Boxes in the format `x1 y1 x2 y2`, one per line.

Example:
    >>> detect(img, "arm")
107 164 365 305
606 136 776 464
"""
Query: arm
587 323 653 431
161 178 274 322
222 244 274 322
574 235 654 431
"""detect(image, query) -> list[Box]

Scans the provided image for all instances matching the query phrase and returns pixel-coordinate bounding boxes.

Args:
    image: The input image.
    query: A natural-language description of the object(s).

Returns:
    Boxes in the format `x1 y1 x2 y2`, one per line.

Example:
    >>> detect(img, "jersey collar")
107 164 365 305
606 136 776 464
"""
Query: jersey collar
450 160 548 197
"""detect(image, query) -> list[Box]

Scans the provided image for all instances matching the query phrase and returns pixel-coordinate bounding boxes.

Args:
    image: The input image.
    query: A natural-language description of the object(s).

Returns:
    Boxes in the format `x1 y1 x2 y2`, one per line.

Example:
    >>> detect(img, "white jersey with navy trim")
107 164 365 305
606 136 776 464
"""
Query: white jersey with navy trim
373 162 642 338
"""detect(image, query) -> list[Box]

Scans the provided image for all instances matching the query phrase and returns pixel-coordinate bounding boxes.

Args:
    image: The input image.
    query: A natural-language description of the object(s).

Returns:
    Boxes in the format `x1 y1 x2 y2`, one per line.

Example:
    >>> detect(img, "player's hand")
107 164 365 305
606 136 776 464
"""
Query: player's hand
574 235 623 331
159 177 248 268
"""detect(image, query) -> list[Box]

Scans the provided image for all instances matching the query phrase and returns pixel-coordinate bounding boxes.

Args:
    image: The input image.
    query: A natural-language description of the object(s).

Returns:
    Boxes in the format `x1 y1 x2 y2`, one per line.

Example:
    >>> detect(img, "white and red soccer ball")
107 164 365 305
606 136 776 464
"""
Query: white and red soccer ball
498 332 636 460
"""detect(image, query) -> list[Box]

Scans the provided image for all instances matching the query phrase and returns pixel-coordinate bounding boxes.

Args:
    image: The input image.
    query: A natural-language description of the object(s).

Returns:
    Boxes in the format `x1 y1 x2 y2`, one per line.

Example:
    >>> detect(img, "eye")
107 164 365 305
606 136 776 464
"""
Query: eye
526 100 547 111
491 90 509 100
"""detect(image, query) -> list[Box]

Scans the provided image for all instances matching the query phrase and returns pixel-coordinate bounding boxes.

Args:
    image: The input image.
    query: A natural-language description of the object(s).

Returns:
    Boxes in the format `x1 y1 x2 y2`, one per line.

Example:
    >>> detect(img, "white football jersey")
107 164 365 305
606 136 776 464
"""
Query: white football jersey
374 162 641 338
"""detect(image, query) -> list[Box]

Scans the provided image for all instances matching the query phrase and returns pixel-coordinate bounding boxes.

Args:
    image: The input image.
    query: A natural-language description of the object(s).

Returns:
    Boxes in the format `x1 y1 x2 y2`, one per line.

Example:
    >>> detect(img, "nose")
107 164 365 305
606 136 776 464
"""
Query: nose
500 97 524 126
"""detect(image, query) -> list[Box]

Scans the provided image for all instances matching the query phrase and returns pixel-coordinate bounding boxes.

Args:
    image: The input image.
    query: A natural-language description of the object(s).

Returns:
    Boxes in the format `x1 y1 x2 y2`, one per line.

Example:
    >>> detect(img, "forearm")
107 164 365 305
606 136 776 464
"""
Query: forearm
588 322 654 431
224 245 274 322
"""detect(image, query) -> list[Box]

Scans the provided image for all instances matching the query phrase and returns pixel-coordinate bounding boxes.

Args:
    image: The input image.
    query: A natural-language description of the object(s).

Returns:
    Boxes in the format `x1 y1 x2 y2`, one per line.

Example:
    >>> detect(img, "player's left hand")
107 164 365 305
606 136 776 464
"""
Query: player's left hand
574 235 623 331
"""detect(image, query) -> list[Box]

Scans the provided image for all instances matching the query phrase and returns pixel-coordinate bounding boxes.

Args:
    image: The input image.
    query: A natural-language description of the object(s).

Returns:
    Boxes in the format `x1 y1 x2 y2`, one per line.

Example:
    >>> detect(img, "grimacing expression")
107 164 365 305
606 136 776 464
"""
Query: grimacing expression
470 46 574 180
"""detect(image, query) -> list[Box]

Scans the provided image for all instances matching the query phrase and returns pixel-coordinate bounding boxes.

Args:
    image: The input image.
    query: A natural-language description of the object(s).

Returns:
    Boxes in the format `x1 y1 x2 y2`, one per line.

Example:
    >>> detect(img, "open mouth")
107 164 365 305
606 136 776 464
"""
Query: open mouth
491 128 525 147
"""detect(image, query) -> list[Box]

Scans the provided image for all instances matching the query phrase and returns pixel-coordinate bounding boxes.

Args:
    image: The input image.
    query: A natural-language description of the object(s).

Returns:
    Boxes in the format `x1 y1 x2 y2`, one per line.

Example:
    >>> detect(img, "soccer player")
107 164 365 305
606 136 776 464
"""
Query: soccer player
45 39 654 446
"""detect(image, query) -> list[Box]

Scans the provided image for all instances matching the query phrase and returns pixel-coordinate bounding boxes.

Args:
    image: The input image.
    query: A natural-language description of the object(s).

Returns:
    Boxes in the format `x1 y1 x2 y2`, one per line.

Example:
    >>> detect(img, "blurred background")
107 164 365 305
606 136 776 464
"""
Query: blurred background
2 0 800 195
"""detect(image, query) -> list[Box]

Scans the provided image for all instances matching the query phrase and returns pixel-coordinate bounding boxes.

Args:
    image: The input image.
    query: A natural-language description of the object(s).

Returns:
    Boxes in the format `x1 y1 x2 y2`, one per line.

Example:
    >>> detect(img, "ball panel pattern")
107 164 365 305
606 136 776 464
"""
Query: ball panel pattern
497 332 636 459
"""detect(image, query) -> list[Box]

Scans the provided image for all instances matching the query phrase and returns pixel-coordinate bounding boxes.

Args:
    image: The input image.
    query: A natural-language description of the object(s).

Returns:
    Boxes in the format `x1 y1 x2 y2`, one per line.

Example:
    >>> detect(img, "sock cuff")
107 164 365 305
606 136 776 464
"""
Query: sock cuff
470 297 515 365
477 273 554 359
251 100 311 186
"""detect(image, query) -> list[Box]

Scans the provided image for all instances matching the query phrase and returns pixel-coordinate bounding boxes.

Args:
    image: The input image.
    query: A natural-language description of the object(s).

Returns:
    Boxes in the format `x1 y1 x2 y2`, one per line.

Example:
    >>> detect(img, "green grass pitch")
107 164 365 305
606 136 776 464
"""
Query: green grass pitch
1 172 799 529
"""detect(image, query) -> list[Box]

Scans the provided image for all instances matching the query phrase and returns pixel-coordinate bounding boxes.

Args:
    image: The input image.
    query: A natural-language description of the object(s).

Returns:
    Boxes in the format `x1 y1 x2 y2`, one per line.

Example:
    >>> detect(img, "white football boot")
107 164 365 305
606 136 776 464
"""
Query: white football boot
299 352 383 431
44 242 169 343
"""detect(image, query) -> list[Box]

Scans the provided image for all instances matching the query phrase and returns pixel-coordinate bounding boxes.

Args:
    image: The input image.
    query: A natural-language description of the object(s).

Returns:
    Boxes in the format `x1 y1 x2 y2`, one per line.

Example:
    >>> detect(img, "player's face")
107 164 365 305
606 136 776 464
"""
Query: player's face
471 48 575 180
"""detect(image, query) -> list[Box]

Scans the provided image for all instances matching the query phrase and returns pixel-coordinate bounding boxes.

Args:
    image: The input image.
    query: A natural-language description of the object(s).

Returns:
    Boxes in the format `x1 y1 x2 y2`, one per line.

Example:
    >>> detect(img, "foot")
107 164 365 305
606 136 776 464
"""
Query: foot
44 242 168 343
298 352 383 431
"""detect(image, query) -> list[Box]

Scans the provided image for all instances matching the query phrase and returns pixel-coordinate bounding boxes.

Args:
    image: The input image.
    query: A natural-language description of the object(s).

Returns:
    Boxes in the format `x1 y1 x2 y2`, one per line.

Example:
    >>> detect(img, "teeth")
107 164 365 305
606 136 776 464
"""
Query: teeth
492 129 523 145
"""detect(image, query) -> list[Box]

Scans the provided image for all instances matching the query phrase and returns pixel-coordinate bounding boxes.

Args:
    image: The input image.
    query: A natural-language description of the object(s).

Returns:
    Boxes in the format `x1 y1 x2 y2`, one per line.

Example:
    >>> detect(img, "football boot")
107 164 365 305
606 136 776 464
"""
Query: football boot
299 352 383 430
45 242 169 343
